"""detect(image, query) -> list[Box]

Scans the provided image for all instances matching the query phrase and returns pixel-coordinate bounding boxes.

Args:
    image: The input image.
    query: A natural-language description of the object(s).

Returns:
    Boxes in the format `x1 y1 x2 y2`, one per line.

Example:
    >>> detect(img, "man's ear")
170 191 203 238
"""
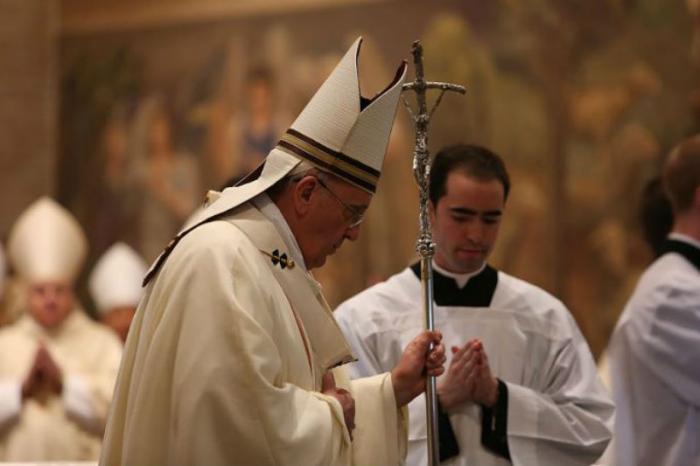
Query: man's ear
293 175 318 215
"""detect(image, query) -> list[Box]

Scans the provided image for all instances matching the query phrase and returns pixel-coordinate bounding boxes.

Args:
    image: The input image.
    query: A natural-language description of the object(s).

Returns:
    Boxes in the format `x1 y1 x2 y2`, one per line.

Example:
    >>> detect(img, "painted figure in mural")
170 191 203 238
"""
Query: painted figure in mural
608 135 700 466
227 66 289 179
88 242 147 343
133 97 201 262
336 144 614 466
0 197 122 461
90 110 141 257
205 60 291 189
100 38 446 466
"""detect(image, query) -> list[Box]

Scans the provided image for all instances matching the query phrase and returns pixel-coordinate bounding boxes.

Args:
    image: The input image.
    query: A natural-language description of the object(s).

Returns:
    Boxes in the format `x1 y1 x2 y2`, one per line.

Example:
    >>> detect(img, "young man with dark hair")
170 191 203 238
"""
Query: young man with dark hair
336 143 614 466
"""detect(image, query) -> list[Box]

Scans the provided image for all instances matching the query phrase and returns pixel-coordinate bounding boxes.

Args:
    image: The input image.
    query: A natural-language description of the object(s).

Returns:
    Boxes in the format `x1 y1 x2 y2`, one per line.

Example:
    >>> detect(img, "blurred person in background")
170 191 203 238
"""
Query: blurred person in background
0 197 122 461
595 174 674 466
609 134 700 466
89 242 147 343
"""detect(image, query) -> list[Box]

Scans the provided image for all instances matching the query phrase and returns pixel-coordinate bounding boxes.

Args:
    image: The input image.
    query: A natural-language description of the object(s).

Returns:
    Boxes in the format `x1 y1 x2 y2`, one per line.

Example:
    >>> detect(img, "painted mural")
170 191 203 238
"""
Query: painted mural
59 0 700 353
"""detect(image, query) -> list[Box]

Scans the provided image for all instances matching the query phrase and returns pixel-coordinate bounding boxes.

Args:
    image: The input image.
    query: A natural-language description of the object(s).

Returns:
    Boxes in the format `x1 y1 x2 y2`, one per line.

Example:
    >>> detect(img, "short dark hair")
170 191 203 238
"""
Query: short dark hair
429 144 510 205
639 176 673 257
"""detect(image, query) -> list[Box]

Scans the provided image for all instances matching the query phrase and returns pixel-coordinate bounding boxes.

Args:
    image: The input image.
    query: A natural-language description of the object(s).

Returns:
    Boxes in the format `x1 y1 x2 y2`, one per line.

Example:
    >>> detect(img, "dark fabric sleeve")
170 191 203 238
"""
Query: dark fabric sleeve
481 378 511 460
437 399 460 462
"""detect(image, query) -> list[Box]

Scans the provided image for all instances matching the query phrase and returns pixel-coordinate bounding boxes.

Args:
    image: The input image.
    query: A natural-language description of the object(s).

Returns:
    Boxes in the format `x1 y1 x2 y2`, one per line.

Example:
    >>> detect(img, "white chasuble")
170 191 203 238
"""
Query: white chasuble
101 203 406 466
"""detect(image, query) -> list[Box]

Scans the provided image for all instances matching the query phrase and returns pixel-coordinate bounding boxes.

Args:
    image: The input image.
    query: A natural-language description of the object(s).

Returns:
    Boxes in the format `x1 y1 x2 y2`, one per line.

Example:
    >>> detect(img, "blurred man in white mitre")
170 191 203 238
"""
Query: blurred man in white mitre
0 197 123 461
89 242 147 343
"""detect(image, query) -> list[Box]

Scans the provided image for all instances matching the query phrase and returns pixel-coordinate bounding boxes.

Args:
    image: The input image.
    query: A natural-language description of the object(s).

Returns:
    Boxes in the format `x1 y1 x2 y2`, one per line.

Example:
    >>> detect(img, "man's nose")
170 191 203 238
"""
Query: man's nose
44 288 61 303
345 224 361 242
464 221 485 242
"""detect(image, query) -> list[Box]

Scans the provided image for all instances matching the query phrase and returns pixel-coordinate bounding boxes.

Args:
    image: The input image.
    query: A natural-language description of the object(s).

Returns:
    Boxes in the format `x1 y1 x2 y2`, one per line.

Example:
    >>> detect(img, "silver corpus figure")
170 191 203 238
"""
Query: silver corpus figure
401 40 466 466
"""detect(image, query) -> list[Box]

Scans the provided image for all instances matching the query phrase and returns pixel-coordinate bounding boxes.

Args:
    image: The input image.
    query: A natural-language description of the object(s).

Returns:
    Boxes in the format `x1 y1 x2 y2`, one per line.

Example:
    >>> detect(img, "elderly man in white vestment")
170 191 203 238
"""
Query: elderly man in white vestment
0 197 123 461
608 135 700 466
336 144 614 466
100 37 445 466
89 242 148 343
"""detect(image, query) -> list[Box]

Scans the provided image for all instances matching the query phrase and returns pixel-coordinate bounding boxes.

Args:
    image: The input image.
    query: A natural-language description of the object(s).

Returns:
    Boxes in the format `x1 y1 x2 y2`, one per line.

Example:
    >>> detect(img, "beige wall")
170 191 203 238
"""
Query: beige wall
0 0 58 239
61 0 387 35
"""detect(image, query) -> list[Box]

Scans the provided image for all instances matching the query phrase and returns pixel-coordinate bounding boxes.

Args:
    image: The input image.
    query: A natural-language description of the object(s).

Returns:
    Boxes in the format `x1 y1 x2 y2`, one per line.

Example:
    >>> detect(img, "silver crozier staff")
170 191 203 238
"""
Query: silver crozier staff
401 40 465 466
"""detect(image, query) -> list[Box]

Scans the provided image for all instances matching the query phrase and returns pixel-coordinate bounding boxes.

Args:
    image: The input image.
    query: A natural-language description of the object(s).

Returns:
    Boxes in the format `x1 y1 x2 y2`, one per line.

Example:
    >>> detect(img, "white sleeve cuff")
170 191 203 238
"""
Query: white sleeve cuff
0 380 22 430
63 374 101 433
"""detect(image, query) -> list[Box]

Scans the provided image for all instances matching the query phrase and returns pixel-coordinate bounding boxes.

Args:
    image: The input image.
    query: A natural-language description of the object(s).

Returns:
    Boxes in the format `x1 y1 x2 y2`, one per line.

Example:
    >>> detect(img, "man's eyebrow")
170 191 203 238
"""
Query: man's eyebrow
448 207 502 216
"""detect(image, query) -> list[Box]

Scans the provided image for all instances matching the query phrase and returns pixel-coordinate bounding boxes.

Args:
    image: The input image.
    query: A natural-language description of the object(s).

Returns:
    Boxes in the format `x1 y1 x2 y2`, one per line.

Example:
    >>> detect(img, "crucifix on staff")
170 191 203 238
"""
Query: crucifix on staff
401 39 466 466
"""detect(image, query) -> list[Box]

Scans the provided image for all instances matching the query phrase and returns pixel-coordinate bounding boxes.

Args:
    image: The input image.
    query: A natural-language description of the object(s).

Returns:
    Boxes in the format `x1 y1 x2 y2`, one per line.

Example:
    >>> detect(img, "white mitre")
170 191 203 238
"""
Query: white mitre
7 197 88 284
277 37 407 194
89 242 147 315
144 36 407 285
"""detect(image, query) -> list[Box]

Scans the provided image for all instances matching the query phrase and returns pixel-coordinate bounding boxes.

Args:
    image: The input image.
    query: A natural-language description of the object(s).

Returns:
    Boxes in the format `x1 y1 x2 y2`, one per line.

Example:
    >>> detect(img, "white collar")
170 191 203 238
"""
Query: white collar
252 193 307 271
669 232 700 250
432 260 486 289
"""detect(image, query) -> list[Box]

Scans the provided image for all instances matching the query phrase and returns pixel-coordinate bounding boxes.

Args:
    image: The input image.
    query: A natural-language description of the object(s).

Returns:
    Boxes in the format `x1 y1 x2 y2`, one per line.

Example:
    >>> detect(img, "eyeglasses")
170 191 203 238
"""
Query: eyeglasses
315 176 365 228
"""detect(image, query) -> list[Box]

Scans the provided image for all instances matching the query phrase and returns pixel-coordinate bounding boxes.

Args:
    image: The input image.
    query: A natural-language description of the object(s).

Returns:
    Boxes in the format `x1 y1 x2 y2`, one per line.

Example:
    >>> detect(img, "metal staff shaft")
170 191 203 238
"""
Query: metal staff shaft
411 47 440 466
402 40 465 466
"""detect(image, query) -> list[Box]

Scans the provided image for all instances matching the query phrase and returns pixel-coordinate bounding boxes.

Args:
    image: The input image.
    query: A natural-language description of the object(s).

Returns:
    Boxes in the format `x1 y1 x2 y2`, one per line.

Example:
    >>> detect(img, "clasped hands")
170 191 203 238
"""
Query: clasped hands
323 330 446 440
22 344 63 401
437 338 499 410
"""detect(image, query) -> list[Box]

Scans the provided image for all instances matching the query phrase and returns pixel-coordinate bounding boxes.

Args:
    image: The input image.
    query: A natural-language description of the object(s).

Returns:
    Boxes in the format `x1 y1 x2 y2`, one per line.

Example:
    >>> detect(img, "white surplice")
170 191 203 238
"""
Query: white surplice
608 234 700 466
336 265 613 466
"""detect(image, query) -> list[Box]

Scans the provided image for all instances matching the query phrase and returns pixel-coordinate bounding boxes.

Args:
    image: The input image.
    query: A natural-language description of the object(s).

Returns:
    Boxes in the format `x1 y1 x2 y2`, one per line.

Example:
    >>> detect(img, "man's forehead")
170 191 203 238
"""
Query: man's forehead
30 280 72 289
448 170 503 188
441 174 505 212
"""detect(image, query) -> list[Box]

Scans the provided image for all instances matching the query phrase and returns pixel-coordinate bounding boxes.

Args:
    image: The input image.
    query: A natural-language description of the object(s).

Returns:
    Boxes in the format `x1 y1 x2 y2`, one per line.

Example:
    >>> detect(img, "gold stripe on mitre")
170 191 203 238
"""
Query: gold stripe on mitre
277 129 380 193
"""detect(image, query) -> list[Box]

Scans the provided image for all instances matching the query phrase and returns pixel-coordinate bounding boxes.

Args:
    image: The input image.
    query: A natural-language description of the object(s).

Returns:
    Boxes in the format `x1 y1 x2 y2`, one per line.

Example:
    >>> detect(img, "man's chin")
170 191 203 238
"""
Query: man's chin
308 255 327 270
309 245 343 270
36 318 63 330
